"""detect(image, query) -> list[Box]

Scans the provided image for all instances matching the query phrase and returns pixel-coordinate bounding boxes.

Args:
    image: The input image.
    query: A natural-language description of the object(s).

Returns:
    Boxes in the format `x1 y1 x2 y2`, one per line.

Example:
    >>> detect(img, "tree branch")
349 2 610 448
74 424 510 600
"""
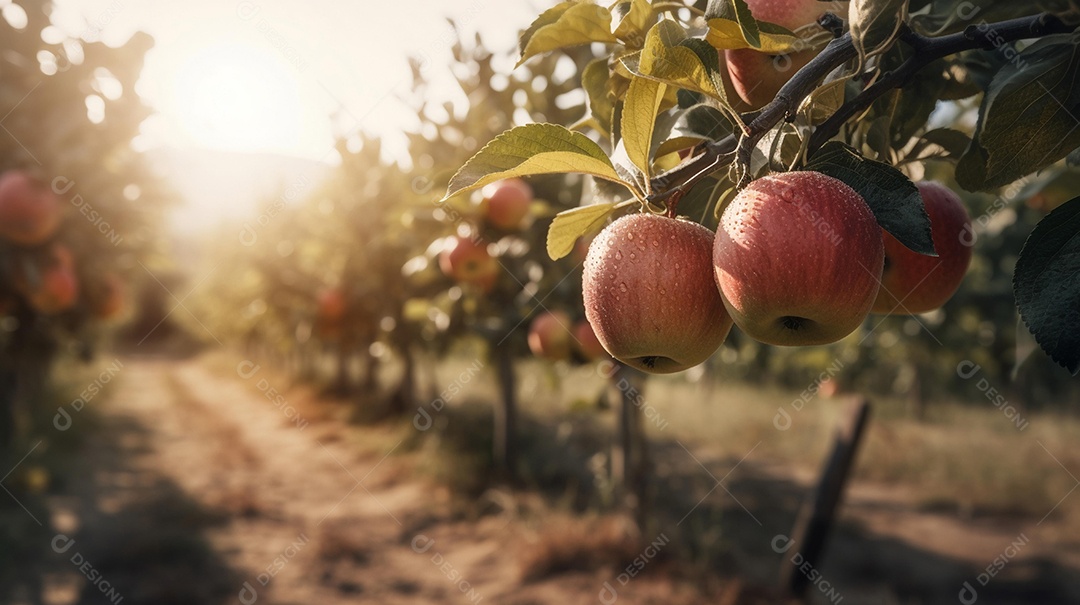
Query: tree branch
807 13 1074 155
646 11 1076 207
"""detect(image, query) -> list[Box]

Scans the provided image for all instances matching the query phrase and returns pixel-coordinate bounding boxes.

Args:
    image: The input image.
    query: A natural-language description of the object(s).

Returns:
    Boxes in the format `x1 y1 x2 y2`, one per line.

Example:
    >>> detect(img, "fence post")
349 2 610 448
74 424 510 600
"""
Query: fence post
781 397 871 598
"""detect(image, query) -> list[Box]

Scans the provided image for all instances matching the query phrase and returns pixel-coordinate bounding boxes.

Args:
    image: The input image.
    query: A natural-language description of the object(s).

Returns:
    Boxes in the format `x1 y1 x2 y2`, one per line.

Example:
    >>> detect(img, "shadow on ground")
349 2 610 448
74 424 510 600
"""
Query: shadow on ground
0 369 242 605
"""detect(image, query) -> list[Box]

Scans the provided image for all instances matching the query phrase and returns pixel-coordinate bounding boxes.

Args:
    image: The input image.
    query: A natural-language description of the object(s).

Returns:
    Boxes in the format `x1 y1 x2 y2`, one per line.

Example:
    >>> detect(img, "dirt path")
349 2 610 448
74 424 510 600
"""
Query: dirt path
47 356 1080 605
51 357 689 605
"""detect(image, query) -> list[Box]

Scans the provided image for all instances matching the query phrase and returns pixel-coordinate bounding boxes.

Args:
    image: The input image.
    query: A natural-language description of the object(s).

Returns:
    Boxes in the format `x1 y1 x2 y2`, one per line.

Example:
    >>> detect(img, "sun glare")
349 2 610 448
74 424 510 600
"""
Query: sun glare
164 42 304 155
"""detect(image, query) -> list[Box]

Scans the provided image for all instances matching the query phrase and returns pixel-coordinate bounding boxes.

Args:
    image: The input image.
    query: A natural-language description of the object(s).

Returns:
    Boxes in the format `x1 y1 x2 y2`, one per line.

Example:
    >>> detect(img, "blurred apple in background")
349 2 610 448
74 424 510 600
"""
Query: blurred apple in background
0 169 62 246
482 178 532 231
528 310 572 361
439 236 499 291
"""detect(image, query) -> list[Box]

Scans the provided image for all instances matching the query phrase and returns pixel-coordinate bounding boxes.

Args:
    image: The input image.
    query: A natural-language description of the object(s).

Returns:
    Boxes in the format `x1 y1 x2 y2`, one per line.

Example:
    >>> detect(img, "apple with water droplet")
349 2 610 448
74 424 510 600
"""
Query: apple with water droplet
584 213 732 373
713 171 882 346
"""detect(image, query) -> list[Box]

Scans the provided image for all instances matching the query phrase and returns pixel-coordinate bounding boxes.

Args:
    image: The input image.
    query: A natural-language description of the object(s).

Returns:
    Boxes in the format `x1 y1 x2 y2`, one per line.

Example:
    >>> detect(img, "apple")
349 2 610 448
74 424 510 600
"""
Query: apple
318 287 347 323
18 244 78 315
439 236 498 291
713 171 882 346
0 169 62 245
724 0 849 109
572 319 608 361
482 178 532 230
583 213 733 374
872 182 972 314
528 310 573 361
92 273 126 320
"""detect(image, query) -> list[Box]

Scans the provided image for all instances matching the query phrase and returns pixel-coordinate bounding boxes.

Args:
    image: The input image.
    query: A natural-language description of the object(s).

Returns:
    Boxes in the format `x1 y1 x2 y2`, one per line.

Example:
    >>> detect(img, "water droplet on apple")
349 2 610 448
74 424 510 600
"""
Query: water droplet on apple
629 252 636 260
619 283 628 292
627 232 635 241
615 250 622 260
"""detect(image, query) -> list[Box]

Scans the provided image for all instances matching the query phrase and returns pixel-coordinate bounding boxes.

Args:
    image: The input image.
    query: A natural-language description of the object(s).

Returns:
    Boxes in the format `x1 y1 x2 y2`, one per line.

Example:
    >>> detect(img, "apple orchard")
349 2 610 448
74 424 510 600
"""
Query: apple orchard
170 0 1080 499
0 0 1079 600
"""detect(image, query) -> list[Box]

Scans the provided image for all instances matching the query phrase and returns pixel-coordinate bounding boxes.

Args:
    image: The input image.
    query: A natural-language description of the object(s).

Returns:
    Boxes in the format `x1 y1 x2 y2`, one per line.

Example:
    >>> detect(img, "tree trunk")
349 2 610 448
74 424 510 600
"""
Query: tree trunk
0 367 16 453
362 350 380 392
493 344 518 481
333 341 352 394
610 362 648 528
389 346 415 416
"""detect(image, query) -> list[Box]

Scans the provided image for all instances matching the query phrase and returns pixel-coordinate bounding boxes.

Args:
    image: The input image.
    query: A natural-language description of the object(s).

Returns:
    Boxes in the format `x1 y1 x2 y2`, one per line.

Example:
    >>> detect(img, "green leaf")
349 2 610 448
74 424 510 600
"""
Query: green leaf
655 103 734 157
624 20 731 105
1068 147 1080 168
705 0 759 47
1013 196 1080 375
799 76 850 125
612 0 655 46
957 34 1080 192
443 124 629 201
547 202 619 259
621 75 667 183
704 0 798 52
921 128 971 158
849 0 907 66
582 58 615 137
806 142 935 255
518 1 617 66
706 18 799 53
910 1 1043 36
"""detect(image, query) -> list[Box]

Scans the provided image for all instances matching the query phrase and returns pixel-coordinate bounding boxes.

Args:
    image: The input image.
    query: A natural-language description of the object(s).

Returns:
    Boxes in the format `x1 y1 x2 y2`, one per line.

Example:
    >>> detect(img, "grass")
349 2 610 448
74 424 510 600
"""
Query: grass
208 346 1080 526
428 354 1080 526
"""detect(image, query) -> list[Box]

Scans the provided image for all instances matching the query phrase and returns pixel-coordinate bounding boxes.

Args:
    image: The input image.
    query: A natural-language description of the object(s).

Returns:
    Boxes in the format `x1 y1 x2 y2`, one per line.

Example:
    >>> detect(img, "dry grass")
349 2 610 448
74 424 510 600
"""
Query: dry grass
201 348 1080 527
517 513 646 582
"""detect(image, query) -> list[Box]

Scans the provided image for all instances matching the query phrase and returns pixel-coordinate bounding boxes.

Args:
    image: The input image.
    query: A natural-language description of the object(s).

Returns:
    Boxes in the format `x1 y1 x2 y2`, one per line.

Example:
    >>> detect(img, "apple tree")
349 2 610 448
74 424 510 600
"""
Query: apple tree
0 0 168 450
400 29 601 479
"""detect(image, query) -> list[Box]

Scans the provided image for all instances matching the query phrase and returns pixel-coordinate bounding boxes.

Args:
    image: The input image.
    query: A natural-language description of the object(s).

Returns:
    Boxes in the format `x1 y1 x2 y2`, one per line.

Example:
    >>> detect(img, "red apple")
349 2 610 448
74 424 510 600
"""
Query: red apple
318 287 347 323
18 244 78 315
482 178 532 230
872 182 972 314
92 273 126 320
724 0 849 109
714 171 882 346
528 310 573 361
584 213 733 374
439 236 499 291
0 169 62 245
572 319 608 361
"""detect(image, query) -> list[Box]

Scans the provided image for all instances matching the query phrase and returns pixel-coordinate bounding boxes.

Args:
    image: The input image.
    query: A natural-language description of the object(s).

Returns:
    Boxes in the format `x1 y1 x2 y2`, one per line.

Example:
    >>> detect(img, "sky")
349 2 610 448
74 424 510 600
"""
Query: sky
48 0 545 164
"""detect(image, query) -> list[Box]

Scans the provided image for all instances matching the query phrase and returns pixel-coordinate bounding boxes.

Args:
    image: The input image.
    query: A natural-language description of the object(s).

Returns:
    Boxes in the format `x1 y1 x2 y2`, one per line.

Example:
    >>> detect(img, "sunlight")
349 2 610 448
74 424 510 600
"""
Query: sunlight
163 41 304 155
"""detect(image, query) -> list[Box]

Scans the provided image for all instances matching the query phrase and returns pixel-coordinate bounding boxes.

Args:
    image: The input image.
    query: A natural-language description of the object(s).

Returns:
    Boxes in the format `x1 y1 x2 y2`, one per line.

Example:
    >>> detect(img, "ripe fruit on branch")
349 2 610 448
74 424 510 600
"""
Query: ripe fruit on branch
872 182 972 314
573 319 608 361
18 244 79 315
725 0 848 109
0 169 62 245
713 171 883 346
584 213 733 374
528 310 573 361
482 178 532 230
439 236 499 291
317 288 347 323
